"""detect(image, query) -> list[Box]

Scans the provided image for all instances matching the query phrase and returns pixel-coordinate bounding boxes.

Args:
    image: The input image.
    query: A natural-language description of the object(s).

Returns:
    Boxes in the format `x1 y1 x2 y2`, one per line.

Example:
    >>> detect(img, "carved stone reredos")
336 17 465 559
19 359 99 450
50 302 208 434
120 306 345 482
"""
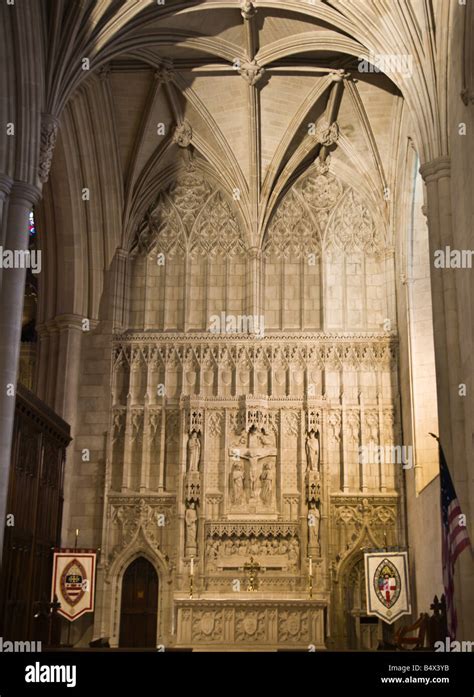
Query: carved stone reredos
112 334 398 372
109 497 176 561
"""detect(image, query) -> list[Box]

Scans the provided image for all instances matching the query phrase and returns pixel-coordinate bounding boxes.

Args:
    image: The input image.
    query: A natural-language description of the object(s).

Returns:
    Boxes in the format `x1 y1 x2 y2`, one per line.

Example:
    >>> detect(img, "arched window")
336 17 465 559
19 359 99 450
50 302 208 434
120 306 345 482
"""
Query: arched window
29 210 37 237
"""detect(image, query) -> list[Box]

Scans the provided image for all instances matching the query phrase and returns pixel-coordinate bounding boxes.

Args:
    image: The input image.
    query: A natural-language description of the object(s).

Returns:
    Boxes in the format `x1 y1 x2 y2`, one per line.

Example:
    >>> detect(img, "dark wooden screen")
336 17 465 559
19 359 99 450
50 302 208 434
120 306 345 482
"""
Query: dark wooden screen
0 384 71 642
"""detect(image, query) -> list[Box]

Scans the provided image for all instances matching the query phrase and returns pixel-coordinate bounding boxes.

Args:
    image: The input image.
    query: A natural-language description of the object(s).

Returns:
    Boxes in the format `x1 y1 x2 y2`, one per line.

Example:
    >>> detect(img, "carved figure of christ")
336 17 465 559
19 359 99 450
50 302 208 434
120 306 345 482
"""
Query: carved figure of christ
229 444 277 499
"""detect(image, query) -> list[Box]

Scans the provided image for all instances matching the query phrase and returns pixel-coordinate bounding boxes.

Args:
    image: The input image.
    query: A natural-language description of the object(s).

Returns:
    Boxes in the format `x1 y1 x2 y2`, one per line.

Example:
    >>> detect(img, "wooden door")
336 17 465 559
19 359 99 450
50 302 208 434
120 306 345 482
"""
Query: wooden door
119 557 158 648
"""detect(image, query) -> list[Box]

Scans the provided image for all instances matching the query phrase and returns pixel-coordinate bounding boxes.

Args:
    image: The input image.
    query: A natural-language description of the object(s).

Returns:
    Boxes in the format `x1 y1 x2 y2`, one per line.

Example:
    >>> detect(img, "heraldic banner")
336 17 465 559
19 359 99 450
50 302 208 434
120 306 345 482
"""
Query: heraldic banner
52 550 97 622
364 552 411 624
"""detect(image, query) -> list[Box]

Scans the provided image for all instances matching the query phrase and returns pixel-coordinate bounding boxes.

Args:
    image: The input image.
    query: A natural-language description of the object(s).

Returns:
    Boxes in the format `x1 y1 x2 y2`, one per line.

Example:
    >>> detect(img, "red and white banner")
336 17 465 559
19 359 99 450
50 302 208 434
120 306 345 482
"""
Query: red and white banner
364 552 411 624
52 550 97 622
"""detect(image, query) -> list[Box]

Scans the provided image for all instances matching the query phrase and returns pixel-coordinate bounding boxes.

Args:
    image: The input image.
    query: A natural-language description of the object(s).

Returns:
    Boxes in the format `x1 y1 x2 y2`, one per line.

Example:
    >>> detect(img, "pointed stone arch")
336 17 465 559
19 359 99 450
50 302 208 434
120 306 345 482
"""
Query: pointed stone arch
132 163 248 259
105 530 172 648
325 188 384 257
332 528 380 649
262 189 321 260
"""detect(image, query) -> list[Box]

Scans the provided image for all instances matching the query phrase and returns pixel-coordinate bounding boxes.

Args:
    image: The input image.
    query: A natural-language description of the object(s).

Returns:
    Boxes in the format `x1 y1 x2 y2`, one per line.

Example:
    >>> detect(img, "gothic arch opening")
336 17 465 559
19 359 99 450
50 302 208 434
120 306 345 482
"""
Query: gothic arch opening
119 557 159 648
341 556 381 651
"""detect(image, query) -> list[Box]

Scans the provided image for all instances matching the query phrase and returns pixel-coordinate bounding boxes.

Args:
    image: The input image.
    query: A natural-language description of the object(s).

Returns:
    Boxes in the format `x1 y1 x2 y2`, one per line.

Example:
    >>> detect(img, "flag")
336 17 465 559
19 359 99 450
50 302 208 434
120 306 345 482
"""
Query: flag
52 550 97 622
364 552 411 624
436 437 471 638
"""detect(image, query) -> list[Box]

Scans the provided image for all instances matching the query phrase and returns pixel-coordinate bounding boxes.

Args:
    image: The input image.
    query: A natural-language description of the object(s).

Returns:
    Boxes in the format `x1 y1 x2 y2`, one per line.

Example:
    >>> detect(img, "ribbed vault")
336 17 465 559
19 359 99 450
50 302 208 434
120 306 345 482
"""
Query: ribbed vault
0 0 454 321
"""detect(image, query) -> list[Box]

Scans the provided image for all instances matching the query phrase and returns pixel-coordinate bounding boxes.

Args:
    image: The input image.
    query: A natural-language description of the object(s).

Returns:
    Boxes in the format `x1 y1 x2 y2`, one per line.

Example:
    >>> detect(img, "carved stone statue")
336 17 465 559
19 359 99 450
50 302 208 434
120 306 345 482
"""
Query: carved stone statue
260 462 274 505
228 427 277 504
231 460 245 505
288 538 299 570
308 502 321 549
248 454 260 498
305 430 320 472
259 428 275 448
185 502 198 551
188 431 201 472
206 539 219 570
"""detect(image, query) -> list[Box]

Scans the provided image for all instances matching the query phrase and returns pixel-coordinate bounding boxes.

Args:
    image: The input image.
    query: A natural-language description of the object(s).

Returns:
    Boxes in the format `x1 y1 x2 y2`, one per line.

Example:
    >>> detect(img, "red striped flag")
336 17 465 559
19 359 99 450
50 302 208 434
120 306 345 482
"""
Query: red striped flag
434 436 471 638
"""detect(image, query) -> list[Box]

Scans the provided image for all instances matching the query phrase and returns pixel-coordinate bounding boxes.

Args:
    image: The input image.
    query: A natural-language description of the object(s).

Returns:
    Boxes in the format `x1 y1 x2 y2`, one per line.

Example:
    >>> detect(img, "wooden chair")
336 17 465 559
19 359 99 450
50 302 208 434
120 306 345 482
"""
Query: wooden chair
426 595 448 648
395 613 428 650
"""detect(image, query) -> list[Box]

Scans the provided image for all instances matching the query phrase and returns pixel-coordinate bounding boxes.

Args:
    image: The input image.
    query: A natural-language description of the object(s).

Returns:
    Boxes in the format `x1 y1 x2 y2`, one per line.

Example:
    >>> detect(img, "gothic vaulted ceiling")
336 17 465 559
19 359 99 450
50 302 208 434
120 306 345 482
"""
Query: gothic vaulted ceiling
22 0 452 319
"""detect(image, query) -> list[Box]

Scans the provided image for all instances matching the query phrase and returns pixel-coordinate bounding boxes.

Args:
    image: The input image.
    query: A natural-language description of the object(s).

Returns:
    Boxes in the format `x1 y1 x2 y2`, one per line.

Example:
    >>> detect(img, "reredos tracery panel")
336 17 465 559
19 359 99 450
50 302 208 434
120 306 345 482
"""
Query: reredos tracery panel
95 162 402 649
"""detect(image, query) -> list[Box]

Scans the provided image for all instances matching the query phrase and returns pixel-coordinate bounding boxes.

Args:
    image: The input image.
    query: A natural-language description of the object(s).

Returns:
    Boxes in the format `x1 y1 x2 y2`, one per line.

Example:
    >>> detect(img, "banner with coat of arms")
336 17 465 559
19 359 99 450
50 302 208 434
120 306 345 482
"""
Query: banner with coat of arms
364 552 411 624
52 550 97 621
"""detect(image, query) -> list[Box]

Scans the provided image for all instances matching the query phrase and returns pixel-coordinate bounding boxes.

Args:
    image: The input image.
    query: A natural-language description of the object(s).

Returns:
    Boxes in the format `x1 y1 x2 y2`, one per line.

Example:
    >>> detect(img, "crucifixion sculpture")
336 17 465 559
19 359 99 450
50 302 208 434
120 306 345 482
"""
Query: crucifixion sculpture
229 426 277 503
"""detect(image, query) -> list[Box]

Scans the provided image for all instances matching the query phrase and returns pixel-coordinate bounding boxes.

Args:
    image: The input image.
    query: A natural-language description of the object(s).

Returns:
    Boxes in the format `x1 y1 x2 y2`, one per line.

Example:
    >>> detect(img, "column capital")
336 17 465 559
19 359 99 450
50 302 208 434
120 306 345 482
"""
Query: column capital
248 246 262 261
39 314 96 335
10 181 41 208
0 174 13 199
35 322 49 338
45 318 60 334
54 313 88 333
419 156 451 183
115 247 129 260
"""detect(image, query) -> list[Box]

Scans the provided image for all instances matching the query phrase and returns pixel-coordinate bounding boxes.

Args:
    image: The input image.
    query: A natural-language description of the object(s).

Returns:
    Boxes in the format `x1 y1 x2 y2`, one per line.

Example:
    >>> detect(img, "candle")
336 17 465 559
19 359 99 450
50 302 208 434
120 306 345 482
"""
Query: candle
190 557 194 576
309 556 313 577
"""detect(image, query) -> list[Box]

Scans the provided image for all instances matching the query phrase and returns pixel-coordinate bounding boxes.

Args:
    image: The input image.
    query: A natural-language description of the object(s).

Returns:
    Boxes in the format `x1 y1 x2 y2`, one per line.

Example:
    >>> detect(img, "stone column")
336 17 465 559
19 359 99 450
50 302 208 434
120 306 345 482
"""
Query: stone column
53 314 84 540
359 393 367 493
112 248 129 333
53 315 83 418
140 359 155 491
0 174 13 249
158 404 166 493
122 394 133 491
420 156 473 640
247 246 261 321
341 398 349 492
419 158 462 468
0 181 40 565
141 402 151 492
377 392 386 493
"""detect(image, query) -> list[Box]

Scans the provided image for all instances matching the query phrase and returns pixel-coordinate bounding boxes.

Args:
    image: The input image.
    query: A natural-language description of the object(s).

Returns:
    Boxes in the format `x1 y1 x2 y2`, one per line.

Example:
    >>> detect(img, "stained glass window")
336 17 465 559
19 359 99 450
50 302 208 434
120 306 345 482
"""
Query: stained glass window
29 210 36 237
